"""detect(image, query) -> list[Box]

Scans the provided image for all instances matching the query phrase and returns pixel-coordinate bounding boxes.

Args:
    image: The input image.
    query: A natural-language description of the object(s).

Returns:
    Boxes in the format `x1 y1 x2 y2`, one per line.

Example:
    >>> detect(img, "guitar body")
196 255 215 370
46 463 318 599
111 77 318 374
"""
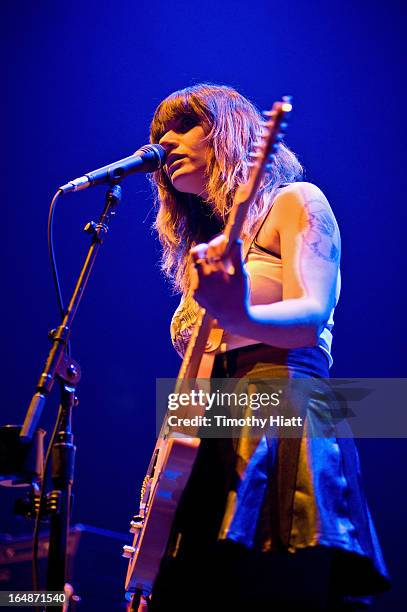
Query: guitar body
124 99 292 601
125 436 200 595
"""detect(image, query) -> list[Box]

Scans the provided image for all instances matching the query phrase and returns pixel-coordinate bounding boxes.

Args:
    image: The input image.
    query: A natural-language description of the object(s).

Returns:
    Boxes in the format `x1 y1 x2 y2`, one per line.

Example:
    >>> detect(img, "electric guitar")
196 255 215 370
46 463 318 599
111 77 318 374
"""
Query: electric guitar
123 98 293 605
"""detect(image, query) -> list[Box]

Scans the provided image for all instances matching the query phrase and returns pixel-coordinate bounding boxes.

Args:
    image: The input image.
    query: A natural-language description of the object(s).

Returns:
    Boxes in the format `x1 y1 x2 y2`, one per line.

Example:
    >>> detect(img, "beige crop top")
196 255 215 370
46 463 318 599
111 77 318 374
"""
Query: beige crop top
171 243 340 368
170 197 341 368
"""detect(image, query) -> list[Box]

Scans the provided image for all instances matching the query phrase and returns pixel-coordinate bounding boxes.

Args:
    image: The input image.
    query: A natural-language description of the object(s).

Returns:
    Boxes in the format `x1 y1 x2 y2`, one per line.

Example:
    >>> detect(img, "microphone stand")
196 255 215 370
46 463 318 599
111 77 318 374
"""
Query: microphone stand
20 183 123 608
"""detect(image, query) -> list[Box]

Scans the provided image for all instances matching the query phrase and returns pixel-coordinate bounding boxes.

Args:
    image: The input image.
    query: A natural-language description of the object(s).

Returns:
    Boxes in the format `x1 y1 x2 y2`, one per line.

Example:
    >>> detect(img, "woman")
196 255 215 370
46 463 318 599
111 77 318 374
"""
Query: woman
146 84 389 611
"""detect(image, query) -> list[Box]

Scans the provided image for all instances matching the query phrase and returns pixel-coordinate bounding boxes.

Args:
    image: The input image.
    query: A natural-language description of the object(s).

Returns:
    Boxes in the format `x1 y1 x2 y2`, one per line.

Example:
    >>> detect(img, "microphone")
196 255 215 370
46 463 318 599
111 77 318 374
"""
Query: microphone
59 144 166 193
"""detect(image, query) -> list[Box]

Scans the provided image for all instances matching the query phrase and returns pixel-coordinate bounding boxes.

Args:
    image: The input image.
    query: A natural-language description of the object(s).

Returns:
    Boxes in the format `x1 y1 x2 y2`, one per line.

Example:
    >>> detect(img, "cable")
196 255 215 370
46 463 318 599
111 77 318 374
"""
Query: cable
32 190 74 605
47 190 64 318
47 189 71 356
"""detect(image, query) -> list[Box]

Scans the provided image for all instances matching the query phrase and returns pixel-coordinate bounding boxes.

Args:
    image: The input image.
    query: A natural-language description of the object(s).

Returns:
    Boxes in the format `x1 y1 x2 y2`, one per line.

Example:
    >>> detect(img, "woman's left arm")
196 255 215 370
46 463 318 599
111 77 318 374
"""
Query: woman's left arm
191 183 341 349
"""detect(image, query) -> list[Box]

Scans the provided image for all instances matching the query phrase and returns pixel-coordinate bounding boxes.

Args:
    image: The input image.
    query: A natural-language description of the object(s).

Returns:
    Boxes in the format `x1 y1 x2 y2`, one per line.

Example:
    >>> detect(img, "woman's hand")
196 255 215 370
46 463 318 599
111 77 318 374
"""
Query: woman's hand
190 235 250 332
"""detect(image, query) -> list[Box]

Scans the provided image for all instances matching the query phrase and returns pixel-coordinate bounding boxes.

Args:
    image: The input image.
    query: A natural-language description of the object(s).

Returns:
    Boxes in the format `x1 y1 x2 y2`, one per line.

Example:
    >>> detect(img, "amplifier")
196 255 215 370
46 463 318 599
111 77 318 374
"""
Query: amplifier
0 524 132 610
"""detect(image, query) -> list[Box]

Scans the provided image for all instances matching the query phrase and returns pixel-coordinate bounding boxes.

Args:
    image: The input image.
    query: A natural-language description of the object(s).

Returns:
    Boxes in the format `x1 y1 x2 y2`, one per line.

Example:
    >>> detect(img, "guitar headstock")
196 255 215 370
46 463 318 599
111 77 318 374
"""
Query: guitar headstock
235 96 293 206
224 97 293 245
251 96 292 170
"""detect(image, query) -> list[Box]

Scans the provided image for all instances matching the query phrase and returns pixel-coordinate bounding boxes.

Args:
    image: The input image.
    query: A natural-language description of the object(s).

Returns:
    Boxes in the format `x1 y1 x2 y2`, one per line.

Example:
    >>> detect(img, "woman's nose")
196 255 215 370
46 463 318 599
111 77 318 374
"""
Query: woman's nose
159 130 179 150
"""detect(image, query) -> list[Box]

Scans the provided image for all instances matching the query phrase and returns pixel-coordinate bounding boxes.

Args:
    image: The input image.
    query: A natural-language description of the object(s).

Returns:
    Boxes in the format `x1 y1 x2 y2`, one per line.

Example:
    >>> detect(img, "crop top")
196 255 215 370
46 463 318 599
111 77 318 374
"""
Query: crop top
170 236 340 368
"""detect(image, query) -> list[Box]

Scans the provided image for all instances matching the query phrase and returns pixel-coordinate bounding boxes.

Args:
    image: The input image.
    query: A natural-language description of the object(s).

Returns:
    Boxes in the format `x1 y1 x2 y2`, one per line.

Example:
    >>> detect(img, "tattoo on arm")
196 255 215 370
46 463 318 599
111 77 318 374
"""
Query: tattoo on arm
301 199 340 263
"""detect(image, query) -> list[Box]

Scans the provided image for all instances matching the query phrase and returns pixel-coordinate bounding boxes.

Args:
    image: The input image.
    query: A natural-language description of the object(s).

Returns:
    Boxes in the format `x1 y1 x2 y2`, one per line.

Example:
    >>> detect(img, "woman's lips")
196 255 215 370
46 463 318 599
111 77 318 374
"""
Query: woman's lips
168 156 187 176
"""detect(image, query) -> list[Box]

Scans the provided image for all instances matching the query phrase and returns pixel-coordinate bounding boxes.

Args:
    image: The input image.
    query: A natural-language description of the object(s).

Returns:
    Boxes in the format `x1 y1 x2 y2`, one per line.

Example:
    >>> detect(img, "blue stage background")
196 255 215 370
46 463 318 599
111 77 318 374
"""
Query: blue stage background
1 1 406 609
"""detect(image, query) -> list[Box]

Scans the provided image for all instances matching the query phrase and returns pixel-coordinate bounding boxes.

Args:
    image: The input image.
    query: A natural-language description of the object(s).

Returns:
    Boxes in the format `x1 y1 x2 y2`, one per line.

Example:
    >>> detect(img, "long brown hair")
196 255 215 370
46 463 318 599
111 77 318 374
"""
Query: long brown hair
149 83 303 293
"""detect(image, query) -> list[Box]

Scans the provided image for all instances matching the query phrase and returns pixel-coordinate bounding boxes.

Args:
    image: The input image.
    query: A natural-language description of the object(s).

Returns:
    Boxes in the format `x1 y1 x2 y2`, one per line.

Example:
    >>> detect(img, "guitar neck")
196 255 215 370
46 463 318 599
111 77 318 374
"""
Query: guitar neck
223 187 257 248
177 309 215 383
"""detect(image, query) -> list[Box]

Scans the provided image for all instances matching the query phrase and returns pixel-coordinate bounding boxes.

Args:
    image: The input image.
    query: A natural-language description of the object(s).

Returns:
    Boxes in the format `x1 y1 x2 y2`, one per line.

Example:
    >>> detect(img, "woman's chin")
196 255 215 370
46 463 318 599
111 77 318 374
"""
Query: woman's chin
171 173 201 195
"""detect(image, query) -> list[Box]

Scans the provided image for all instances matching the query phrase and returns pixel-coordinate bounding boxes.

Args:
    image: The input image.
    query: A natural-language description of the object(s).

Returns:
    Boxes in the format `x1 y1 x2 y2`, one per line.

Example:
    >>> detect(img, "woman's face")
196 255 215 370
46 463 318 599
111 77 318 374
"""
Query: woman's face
158 116 209 198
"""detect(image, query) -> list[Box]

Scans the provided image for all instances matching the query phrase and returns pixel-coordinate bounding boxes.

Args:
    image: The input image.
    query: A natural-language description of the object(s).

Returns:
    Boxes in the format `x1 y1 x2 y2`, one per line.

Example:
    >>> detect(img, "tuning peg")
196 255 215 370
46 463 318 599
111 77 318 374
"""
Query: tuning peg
280 122 288 130
281 97 293 112
262 110 275 118
248 151 262 158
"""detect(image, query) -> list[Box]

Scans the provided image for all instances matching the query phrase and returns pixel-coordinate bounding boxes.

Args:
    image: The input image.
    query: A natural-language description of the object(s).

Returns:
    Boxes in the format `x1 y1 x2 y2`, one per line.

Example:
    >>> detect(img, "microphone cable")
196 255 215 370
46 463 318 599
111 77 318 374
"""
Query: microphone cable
47 189 70 351
32 188 71 599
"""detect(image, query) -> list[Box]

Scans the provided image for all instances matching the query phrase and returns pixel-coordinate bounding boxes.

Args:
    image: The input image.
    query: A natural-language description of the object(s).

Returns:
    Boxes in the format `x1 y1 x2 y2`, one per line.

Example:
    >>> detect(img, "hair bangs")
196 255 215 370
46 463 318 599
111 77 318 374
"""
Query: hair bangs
150 88 213 143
